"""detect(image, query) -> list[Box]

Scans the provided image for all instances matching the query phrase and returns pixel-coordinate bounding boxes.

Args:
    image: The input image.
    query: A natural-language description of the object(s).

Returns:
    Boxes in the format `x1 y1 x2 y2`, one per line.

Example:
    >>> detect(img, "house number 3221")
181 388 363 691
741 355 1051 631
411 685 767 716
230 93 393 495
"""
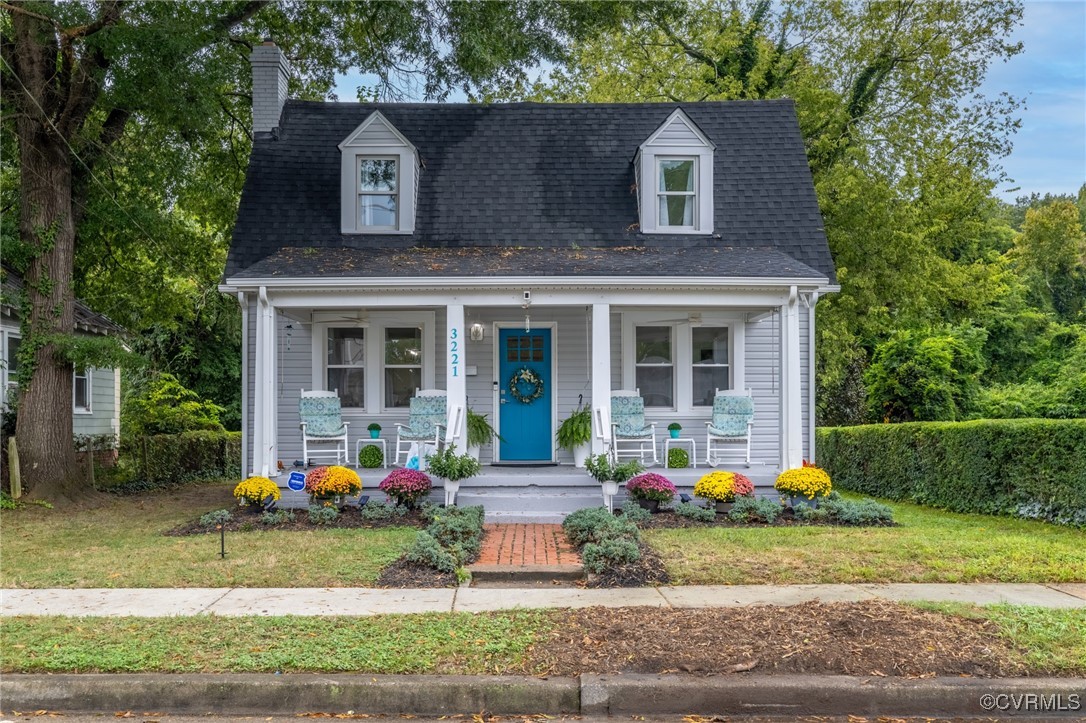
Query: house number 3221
450 328 459 377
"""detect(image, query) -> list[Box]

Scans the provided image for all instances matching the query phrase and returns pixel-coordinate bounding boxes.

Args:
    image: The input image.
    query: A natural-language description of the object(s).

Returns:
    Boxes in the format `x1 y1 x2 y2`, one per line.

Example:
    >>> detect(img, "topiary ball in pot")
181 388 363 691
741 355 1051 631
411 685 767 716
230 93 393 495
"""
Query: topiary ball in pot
667 447 689 469
358 444 384 469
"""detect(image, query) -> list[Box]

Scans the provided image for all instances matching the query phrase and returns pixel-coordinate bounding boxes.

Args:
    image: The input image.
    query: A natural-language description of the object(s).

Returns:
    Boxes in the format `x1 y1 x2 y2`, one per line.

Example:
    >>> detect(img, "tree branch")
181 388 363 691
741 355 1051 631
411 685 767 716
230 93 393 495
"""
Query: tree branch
0 1 59 28
212 1 271 33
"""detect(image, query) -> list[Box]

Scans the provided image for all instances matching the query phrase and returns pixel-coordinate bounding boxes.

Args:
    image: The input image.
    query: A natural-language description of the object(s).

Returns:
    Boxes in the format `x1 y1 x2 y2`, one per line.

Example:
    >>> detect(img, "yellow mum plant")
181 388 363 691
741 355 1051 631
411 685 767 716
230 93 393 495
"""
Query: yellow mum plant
774 464 832 500
305 465 362 497
233 476 281 506
694 470 754 503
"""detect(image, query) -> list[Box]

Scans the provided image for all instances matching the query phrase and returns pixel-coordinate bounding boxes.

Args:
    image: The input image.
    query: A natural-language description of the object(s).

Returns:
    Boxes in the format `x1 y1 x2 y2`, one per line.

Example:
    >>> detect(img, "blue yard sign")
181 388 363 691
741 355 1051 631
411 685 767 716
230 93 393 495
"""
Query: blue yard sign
287 471 306 491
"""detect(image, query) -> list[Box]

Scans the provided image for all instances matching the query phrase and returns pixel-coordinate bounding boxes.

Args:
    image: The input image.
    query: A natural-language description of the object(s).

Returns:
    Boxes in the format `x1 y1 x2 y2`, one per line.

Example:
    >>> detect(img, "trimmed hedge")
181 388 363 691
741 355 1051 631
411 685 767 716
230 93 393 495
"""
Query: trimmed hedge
126 431 242 486
817 419 1086 527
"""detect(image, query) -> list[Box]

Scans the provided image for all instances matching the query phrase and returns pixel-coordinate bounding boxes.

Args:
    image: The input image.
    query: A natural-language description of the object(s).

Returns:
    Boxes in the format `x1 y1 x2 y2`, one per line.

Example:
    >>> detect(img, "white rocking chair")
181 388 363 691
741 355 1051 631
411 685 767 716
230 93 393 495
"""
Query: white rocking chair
299 389 350 466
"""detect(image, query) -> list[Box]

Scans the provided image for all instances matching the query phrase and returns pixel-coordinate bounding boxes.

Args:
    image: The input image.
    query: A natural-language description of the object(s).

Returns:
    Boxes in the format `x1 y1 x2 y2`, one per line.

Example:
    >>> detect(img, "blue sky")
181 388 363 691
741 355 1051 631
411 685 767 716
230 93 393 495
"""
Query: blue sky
334 1 1086 200
983 0 1085 199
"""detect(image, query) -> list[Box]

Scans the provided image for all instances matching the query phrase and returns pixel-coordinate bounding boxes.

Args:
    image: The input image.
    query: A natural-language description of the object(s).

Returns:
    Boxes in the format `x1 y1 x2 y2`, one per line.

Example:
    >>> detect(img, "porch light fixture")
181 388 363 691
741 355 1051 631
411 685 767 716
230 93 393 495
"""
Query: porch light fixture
470 323 484 341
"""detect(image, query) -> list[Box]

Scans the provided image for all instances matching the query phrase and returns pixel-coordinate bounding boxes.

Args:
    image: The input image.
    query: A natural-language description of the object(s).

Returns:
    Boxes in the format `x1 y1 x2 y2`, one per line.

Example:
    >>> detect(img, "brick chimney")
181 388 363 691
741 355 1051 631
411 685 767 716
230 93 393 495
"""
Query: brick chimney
250 38 291 137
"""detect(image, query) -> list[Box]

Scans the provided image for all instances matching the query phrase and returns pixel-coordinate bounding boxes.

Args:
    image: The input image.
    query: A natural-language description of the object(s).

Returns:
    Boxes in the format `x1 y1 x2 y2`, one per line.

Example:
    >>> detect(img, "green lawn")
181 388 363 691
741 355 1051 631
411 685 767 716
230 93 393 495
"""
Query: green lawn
0 482 415 588
645 498 1086 584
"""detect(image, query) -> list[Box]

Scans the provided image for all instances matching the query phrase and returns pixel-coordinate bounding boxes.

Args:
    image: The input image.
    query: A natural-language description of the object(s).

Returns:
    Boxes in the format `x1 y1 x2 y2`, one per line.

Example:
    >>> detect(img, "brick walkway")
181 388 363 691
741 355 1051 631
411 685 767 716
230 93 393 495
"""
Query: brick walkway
475 523 581 566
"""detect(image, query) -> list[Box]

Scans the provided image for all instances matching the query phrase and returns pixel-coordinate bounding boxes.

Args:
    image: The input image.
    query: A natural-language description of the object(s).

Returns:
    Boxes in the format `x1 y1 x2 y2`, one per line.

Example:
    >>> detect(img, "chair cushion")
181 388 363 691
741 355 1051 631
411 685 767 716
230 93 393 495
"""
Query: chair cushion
300 396 346 437
398 395 446 441
612 394 650 437
710 394 753 437
615 425 654 439
398 427 438 441
708 421 749 438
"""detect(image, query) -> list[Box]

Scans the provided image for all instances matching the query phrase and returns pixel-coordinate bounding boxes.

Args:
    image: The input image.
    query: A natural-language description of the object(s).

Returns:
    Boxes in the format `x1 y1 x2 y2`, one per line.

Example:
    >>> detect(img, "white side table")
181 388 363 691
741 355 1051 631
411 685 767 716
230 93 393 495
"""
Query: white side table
665 437 697 469
355 437 389 469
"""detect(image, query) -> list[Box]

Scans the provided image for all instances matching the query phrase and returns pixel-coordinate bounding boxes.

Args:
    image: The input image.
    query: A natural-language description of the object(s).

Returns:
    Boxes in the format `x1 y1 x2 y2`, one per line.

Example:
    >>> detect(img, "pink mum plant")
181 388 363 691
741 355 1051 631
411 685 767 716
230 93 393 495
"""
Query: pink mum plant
379 468 433 507
625 472 677 503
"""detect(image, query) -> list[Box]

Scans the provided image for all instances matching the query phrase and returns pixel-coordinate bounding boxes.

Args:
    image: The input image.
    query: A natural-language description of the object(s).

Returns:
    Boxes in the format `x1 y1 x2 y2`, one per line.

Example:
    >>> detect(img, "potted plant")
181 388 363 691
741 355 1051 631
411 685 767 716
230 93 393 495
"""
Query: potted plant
775 461 832 509
584 454 644 498
426 444 481 506
667 447 689 469
556 405 593 467
233 475 281 511
667 422 682 439
378 468 433 508
625 472 677 512
304 465 362 507
465 408 501 461
367 422 381 439
694 470 754 513
357 444 384 469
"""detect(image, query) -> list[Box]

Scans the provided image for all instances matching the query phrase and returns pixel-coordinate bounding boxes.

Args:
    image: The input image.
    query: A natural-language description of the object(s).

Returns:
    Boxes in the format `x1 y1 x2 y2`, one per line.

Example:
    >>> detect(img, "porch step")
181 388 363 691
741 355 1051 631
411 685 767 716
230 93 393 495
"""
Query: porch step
468 523 583 588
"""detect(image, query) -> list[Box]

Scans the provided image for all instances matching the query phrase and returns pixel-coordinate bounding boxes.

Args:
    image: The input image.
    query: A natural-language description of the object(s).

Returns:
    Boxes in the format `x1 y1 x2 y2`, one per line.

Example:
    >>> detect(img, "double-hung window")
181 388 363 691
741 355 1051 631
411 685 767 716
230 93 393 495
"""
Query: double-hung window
657 158 696 229
691 327 730 406
384 327 422 408
327 328 366 408
358 157 398 230
73 368 91 413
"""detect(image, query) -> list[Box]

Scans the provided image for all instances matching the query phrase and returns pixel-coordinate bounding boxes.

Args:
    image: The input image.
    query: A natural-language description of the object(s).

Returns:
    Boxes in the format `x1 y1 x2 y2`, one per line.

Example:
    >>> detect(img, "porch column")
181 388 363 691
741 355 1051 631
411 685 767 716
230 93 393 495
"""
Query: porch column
445 303 467 445
253 287 278 477
591 303 611 455
780 286 803 470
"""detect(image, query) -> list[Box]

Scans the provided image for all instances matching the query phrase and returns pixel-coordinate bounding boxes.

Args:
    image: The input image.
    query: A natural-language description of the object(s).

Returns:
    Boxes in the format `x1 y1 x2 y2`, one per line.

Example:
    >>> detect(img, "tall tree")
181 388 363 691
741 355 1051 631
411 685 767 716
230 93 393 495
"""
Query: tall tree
1 0 633 501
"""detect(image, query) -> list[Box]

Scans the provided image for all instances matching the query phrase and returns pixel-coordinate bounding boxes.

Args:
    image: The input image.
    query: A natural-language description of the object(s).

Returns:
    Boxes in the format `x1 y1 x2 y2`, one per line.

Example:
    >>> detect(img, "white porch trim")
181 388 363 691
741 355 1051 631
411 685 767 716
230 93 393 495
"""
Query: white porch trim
253 286 278 476
780 285 803 470
591 303 611 456
445 304 466 445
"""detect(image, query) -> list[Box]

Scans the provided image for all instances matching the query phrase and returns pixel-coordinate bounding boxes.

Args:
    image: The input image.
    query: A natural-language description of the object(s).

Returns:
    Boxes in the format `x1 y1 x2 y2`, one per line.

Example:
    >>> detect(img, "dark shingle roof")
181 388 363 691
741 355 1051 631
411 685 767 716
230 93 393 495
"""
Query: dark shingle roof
233 245 827 281
1 267 127 337
228 100 834 283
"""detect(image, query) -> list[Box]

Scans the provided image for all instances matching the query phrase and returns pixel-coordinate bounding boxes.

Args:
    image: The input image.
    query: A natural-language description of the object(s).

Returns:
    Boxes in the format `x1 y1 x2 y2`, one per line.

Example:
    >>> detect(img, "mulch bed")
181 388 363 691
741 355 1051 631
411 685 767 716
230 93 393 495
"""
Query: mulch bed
635 508 896 529
530 600 1027 678
164 505 430 536
374 557 457 588
584 542 670 588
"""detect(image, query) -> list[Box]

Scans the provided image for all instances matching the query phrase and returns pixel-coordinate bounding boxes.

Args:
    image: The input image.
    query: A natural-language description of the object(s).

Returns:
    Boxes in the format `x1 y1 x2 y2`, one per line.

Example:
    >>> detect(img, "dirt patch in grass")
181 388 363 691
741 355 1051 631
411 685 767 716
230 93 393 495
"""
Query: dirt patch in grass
584 542 670 588
165 505 429 536
531 600 1028 678
375 558 457 588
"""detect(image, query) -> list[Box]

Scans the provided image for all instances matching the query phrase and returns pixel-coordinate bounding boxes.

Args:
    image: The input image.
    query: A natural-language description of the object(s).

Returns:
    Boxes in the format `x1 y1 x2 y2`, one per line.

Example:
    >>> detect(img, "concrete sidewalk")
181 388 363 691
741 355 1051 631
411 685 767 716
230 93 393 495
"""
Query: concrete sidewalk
2 582 1084 616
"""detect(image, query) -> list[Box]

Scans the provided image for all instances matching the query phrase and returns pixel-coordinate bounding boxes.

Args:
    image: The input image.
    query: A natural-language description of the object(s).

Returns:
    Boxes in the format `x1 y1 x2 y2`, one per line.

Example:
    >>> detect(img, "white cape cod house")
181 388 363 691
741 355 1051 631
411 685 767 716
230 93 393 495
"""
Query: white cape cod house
220 42 838 510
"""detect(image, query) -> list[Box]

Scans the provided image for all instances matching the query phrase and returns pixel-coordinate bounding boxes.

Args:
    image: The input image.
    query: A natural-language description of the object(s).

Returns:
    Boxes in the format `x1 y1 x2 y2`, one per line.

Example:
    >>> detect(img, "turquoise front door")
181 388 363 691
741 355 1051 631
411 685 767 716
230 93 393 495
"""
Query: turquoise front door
498 328 552 461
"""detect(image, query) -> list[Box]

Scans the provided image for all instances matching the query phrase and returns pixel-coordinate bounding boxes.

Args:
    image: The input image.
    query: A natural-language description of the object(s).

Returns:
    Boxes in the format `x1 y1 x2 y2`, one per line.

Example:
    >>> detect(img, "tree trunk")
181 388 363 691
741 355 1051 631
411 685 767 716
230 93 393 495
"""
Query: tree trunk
14 115 81 502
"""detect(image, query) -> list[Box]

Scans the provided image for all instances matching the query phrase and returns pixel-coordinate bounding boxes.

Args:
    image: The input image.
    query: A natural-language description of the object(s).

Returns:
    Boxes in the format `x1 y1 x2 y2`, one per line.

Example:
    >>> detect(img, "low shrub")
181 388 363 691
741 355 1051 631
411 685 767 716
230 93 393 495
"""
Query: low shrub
667 447 689 469
620 499 652 522
820 495 894 526
405 532 458 573
673 501 716 523
626 472 677 503
357 444 384 469
728 497 781 524
378 468 433 507
199 509 232 526
818 419 1086 526
563 507 638 547
307 504 339 525
427 505 485 562
791 501 829 523
360 501 408 521
260 509 295 525
118 431 242 490
582 538 641 574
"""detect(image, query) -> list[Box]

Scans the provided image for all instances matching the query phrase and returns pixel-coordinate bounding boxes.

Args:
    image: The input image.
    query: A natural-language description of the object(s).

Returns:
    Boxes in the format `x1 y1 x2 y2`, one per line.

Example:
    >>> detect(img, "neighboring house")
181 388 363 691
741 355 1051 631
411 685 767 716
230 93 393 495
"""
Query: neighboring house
1 266 125 449
221 41 838 489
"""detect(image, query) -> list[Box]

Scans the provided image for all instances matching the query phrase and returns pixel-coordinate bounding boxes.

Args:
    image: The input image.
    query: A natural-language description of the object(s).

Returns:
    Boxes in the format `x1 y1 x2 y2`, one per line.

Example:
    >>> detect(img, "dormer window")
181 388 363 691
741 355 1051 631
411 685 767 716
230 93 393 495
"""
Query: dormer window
340 112 418 234
637 109 714 234
358 157 398 229
657 158 697 229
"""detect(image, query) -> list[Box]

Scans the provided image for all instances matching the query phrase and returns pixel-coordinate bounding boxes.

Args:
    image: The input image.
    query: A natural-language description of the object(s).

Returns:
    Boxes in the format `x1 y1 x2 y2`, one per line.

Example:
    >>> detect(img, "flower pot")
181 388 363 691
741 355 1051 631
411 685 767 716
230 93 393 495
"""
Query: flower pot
601 481 620 497
442 478 461 507
466 445 481 462
636 498 660 513
669 429 680 439
573 443 591 468
369 429 380 439
715 501 734 514
790 495 818 510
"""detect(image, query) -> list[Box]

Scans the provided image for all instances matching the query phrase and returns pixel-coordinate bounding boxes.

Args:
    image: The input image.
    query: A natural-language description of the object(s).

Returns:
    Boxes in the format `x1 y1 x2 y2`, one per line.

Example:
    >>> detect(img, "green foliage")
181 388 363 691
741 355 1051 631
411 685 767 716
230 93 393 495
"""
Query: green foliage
562 507 638 547
865 327 987 422
667 422 682 431
791 501 829 523
109 431 241 493
667 448 690 469
367 423 381 432
619 499 652 523
673 501 716 523
360 501 408 522
818 420 1086 526
465 409 501 448
727 497 781 524
122 373 225 436
260 509 295 525
199 509 232 527
406 532 458 574
307 504 339 526
581 537 641 574
584 454 643 483
819 495 894 526
0 491 16 511
556 406 592 450
46 335 143 378
357 445 384 469
425 445 481 482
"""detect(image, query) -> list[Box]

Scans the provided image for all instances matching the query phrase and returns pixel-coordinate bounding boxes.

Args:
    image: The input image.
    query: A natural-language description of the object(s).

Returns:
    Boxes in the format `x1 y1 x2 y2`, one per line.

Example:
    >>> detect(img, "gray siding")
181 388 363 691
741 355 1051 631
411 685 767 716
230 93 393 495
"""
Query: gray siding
72 367 118 438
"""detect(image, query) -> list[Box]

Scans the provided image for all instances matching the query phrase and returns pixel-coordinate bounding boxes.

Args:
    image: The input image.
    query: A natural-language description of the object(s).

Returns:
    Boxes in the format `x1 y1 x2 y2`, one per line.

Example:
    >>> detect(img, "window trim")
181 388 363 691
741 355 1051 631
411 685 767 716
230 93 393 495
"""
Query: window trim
1 329 19 410
73 367 92 414
312 311 435 415
621 312 744 414
356 155 400 232
339 112 418 235
655 156 698 231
